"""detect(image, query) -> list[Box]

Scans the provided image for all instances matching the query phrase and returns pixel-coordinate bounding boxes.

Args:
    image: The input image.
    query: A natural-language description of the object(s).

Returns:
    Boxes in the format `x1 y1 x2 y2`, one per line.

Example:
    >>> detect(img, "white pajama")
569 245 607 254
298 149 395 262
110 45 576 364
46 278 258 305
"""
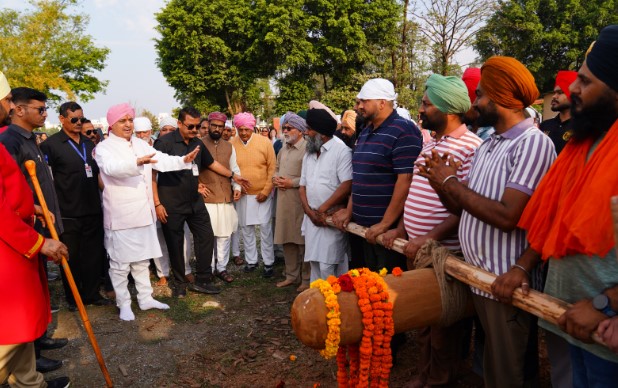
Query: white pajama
108 258 154 308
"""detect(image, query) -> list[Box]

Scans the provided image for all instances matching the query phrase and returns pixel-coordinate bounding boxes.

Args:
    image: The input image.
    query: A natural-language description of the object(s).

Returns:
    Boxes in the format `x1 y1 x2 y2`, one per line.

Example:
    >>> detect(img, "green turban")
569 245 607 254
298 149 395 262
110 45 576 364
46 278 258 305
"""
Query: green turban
425 74 471 114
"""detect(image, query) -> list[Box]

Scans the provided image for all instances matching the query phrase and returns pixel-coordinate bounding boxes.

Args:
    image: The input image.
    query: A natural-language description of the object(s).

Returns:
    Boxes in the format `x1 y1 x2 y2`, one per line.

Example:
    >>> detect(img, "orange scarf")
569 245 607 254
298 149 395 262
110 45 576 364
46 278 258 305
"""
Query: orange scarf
519 119 618 260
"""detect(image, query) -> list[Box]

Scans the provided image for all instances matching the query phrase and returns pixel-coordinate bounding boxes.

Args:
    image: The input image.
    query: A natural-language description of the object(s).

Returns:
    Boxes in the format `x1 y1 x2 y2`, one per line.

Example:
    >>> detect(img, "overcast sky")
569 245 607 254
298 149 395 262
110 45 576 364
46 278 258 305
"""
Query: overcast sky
4 0 476 125
5 0 177 124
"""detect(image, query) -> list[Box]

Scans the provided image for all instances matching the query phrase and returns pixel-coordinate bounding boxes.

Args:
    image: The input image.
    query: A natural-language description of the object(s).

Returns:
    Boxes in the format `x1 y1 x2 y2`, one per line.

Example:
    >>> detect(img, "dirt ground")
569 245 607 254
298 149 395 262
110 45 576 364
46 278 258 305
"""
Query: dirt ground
36 259 551 388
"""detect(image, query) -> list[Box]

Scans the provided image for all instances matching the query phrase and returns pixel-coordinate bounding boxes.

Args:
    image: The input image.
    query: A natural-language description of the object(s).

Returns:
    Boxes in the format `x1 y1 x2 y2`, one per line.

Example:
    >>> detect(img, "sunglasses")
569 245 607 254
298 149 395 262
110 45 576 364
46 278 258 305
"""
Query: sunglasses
282 125 295 131
85 130 96 136
183 122 199 130
260 129 269 133
19 105 48 115
70 117 88 124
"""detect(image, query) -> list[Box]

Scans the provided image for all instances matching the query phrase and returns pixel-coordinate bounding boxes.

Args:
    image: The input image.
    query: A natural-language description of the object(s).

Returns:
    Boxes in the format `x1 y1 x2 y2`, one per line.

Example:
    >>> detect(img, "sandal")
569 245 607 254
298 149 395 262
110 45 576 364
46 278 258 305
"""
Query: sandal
216 270 234 283
233 256 245 266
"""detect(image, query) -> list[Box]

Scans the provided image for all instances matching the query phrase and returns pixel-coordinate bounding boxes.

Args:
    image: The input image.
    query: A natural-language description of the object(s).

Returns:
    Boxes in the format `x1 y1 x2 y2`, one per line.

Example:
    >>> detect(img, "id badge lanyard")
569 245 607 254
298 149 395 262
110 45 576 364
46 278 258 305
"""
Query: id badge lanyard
68 140 93 178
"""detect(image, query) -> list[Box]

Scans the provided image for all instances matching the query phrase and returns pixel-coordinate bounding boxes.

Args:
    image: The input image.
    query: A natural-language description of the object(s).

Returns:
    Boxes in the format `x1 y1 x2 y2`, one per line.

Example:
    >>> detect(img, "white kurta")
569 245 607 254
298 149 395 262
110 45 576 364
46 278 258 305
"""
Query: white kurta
95 133 191 263
236 193 273 227
300 137 353 264
204 147 240 237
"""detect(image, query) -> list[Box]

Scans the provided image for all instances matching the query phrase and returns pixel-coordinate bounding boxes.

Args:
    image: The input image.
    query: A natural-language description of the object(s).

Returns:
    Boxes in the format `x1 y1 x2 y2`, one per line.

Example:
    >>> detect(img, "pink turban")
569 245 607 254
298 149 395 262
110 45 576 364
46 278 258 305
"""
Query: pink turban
107 103 135 128
208 111 228 123
233 112 256 129
462 67 481 104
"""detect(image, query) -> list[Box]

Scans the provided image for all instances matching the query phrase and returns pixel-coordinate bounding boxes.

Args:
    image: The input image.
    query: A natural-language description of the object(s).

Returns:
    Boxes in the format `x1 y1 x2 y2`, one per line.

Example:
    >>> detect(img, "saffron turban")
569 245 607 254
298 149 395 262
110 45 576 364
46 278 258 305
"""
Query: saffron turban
587 25 618 92
341 110 357 131
133 117 152 132
308 100 338 121
281 111 307 133
208 111 228 123
480 56 539 109
306 108 337 137
0 71 9 100
462 67 481 104
425 74 471 114
233 112 256 129
357 78 397 101
107 103 135 128
159 116 177 130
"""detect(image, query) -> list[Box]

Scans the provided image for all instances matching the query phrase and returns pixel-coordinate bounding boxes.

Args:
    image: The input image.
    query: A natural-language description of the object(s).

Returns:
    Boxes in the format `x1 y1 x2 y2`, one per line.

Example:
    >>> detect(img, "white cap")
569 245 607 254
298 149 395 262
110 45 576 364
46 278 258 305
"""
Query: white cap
159 116 177 130
133 117 152 132
357 78 397 101
0 71 10 100
225 120 233 128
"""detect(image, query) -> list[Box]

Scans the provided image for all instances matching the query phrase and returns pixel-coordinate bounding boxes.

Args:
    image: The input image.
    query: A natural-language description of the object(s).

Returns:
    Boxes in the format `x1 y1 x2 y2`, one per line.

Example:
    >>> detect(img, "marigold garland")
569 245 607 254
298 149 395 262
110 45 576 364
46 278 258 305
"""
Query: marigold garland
392 267 403 276
315 268 395 387
310 278 342 359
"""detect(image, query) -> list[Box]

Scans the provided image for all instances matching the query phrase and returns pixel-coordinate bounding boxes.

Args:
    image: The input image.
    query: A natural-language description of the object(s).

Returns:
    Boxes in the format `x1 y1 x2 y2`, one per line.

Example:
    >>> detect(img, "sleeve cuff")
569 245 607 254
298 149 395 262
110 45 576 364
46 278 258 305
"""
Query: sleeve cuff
25 234 45 259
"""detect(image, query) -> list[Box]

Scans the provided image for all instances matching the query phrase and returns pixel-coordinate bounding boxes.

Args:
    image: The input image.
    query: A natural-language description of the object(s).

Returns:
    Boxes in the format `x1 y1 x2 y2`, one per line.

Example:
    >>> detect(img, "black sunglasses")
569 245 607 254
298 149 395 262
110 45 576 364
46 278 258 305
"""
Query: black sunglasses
282 125 295 131
19 105 48 115
85 130 96 135
183 122 199 130
70 117 88 124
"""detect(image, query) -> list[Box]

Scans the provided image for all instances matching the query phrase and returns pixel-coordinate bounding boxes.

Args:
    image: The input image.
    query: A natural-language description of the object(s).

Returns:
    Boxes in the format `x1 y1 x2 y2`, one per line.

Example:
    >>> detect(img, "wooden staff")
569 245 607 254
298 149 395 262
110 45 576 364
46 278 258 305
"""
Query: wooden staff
25 160 113 388
327 218 605 345
612 196 618 263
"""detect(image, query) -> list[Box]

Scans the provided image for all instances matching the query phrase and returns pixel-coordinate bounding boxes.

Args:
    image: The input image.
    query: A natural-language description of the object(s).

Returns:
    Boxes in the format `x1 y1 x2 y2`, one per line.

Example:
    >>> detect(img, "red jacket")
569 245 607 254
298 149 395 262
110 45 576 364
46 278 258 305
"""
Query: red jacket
0 143 49 344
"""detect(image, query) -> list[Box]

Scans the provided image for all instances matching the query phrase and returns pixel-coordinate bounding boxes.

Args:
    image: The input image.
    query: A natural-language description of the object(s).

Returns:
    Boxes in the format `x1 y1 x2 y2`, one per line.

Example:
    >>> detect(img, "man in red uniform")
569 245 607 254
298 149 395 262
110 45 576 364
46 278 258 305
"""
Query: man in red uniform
0 71 71 387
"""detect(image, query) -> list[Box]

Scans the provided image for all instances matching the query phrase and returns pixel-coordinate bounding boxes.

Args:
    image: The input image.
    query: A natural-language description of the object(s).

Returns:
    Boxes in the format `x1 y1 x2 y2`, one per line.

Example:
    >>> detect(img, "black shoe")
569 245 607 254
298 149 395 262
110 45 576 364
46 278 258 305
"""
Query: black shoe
188 281 221 294
172 286 187 299
262 265 274 278
50 304 60 313
89 298 114 306
36 356 63 373
46 376 71 388
67 303 77 312
37 336 68 351
243 264 257 273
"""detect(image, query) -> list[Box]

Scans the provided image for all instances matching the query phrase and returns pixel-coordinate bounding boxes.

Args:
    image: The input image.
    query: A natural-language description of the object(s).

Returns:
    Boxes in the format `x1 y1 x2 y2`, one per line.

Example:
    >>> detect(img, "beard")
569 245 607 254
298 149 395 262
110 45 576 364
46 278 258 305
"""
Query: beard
476 101 499 128
570 93 618 141
284 133 298 144
419 112 447 132
208 130 222 140
550 101 570 112
334 130 354 148
306 134 324 154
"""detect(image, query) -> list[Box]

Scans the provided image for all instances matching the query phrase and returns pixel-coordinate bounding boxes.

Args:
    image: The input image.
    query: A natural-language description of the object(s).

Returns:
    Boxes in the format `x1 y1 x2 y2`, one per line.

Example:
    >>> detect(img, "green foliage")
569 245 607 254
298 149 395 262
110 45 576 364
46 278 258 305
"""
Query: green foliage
0 0 109 102
140 109 160 130
475 0 618 92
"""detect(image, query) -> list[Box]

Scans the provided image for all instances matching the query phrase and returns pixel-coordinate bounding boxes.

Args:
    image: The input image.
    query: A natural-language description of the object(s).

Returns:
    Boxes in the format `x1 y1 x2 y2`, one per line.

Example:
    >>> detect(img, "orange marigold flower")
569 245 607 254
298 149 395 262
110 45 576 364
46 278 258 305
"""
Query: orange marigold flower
392 267 403 276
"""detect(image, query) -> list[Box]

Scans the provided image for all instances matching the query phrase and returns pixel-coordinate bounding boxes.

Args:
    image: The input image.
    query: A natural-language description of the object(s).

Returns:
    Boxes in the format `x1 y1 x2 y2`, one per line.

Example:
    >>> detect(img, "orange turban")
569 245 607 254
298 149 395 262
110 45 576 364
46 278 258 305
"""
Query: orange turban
479 56 539 109
341 110 357 132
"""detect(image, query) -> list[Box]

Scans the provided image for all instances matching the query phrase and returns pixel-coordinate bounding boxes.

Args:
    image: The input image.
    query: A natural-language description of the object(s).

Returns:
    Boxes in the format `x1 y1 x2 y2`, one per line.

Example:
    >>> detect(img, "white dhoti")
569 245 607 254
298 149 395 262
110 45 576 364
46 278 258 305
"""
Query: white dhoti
236 194 274 266
205 202 238 272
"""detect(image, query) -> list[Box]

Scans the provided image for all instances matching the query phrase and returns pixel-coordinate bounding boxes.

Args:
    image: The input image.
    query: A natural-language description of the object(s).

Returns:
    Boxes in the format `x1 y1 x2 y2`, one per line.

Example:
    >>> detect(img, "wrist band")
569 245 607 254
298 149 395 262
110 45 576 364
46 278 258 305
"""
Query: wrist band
441 174 459 188
511 264 530 277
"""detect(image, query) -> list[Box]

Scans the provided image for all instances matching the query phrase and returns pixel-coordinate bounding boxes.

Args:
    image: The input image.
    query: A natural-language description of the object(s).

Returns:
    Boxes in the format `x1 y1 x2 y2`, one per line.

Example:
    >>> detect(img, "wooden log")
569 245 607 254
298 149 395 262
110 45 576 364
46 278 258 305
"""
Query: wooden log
291 269 444 349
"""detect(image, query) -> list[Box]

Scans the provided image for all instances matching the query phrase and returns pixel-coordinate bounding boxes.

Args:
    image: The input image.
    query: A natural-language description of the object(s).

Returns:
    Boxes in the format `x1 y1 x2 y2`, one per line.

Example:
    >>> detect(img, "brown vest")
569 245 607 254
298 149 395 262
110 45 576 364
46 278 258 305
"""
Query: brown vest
199 137 233 204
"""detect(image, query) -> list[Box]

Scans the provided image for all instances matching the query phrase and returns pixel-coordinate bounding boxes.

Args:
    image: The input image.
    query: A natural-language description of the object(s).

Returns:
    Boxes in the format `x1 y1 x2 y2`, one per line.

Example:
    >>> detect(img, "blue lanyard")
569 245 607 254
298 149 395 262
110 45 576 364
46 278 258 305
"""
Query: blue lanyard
68 140 87 163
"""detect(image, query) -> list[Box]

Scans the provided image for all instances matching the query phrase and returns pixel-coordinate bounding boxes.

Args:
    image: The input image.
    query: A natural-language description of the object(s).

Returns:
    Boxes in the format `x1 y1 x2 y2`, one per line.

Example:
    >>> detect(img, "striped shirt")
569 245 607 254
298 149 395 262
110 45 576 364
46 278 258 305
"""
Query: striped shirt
404 125 482 250
352 111 422 227
459 119 556 299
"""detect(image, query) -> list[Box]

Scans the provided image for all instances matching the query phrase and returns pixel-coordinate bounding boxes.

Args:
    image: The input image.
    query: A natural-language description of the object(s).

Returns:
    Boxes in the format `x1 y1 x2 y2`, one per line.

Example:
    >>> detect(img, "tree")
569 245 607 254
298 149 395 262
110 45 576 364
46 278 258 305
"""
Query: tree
475 0 618 92
139 109 159 130
0 0 109 102
414 0 494 75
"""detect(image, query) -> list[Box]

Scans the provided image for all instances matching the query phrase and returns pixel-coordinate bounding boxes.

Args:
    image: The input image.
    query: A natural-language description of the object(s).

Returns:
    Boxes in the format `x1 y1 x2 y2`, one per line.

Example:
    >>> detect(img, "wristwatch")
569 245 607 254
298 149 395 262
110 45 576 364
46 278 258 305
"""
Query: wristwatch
592 294 617 317
230 171 235 180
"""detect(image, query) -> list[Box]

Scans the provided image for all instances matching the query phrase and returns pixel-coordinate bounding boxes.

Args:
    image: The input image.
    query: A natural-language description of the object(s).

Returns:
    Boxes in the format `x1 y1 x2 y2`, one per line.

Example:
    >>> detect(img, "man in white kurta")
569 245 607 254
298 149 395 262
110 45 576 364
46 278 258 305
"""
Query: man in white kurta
95 103 198 321
300 107 353 281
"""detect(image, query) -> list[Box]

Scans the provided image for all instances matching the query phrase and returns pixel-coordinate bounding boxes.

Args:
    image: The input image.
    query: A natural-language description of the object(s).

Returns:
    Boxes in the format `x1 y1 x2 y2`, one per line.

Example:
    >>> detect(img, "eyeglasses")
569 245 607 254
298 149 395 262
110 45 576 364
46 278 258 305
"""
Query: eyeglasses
70 117 88 124
182 122 199 130
209 123 224 130
85 130 96 135
19 105 48 115
282 125 295 131
260 129 269 133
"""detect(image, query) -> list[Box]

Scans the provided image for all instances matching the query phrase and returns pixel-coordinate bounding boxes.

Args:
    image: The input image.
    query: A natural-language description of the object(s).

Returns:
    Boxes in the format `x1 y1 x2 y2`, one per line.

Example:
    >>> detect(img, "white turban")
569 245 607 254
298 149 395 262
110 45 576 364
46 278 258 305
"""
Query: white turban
308 100 338 121
133 117 152 132
159 116 177 130
357 78 397 101
0 71 10 100
225 120 233 128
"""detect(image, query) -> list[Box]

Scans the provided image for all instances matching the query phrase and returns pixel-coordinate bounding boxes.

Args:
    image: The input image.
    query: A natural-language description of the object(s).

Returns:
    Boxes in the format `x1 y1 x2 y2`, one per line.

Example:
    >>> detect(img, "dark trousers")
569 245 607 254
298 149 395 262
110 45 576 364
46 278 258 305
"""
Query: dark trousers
362 240 407 272
59 216 106 304
161 208 214 289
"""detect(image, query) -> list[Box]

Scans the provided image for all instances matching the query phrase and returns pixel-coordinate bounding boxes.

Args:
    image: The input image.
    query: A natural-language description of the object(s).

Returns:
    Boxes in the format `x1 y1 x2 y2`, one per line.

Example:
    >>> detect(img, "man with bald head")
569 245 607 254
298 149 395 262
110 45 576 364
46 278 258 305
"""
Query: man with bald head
383 74 482 387
421 57 556 387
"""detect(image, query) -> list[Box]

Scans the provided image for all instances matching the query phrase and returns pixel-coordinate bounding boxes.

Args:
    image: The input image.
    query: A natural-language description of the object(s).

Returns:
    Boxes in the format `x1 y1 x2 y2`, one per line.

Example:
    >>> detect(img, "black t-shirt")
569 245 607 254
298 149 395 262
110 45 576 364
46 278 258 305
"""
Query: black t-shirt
154 130 214 213
540 115 573 155
40 130 102 218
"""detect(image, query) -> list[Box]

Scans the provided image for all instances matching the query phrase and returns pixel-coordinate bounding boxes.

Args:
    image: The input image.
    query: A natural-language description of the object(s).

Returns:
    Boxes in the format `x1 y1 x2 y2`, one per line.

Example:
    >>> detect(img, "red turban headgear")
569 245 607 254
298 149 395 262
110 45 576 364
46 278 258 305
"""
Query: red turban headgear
480 56 539 109
554 70 578 100
462 67 481 104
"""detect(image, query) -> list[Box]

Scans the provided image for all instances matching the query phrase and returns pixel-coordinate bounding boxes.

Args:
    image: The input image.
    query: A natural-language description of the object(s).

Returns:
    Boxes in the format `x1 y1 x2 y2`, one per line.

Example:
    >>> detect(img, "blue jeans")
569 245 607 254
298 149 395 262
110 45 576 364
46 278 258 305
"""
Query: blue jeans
570 344 618 387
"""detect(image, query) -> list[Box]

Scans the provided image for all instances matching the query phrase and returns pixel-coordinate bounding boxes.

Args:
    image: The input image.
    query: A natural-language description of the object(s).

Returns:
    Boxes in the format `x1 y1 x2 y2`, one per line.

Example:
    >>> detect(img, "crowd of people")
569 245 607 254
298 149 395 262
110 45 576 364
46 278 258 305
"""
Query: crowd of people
2 23 618 388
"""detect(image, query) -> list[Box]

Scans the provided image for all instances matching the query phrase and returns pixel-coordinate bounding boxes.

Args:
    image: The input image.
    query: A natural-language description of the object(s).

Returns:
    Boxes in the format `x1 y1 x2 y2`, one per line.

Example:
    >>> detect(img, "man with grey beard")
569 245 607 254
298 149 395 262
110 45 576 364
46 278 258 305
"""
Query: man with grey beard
299 107 352 281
